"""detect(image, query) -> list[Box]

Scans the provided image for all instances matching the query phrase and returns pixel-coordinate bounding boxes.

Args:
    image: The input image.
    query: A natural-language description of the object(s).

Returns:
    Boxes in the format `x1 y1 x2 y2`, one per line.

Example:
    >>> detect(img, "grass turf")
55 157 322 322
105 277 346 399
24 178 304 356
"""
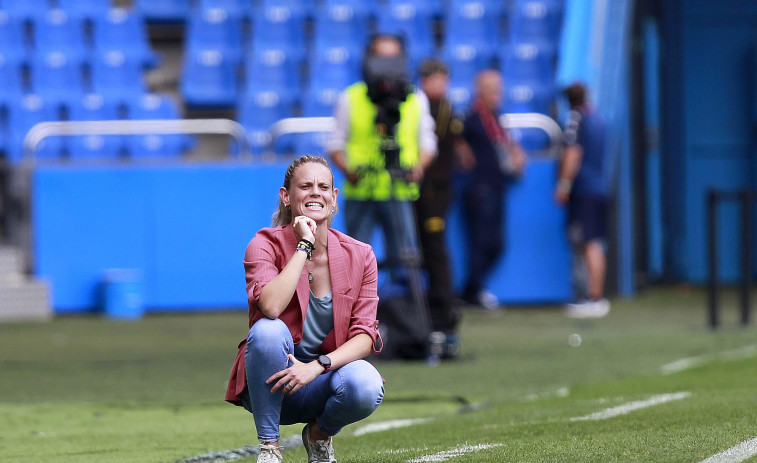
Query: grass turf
1 286 755 462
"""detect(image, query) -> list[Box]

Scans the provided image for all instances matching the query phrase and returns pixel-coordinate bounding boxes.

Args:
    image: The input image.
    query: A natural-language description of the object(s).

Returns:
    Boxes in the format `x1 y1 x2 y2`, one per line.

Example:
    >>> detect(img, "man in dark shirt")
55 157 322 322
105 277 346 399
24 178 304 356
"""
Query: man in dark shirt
414 59 472 358
461 69 526 309
555 82 610 318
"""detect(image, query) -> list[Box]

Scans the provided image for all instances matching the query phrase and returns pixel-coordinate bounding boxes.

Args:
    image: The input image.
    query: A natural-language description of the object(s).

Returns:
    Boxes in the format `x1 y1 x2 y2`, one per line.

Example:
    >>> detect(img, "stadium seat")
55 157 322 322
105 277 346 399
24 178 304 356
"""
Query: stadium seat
444 0 501 62
186 8 244 65
500 42 555 84
135 0 188 23
33 9 87 59
312 2 369 54
244 47 300 97
90 51 147 105
0 54 24 107
293 89 340 156
92 8 159 68
6 94 63 163
236 90 293 155
30 51 85 108
308 45 360 93
126 93 190 158
1 0 50 21
250 3 307 63
442 43 487 112
57 0 111 21
0 11 29 64
375 1 436 63
181 49 239 108
66 93 122 159
509 0 563 44
503 79 554 115
257 0 317 20
198 0 250 20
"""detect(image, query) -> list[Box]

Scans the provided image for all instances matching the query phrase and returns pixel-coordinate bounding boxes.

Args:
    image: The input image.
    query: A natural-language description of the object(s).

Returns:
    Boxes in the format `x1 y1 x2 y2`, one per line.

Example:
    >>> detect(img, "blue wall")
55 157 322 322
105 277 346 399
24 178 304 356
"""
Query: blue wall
33 160 572 313
662 0 757 283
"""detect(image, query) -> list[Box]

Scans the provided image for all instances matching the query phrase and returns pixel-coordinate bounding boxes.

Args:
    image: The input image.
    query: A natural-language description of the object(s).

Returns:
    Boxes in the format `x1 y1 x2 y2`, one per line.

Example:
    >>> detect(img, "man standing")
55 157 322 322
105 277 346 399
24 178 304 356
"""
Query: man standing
328 34 436 280
461 69 526 310
414 59 472 359
554 82 610 318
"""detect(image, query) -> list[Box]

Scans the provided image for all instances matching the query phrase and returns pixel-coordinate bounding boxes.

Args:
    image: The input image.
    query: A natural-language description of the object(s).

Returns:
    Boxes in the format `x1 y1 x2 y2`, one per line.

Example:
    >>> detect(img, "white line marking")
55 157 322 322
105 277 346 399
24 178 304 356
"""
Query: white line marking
570 392 691 421
699 436 757 463
661 345 757 375
406 443 503 462
352 418 433 436
523 387 570 401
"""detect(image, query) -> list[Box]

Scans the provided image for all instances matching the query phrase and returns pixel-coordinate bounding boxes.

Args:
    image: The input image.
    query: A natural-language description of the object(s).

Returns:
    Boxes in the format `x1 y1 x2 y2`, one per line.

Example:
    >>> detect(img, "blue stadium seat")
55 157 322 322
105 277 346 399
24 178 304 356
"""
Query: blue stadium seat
509 0 562 44
90 51 146 105
251 3 307 63
257 0 317 20
33 9 87 59
309 45 360 93
0 54 24 106
30 52 85 108
503 79 554 115
244 47 300 97
186 8 243 65
0 11 29 63
500 42 555 84
198 0 250 20
293 89 340 156
376 1 436 62
322 0 375 21
237 90 293 155
1 0 50 21
444 0 501 62
66 93 122 159
312 3 369 54
135 0 188 23
181 49 239 108
6 94 62 163
442 43 487 112
126 93 191 158
92 8 159 68
57 0 111 21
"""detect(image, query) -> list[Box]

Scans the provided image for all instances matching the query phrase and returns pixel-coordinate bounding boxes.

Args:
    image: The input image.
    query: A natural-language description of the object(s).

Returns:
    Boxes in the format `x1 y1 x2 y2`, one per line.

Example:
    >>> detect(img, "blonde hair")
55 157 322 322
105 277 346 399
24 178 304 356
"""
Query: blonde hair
272 155 339 227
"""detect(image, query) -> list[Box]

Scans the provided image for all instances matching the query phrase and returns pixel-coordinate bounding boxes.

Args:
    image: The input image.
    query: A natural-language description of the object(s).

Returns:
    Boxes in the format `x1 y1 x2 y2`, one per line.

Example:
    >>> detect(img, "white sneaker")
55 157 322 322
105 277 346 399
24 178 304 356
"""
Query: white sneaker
478 290 500 310
564 298 610 319
257 444 282 463
302 423 336 463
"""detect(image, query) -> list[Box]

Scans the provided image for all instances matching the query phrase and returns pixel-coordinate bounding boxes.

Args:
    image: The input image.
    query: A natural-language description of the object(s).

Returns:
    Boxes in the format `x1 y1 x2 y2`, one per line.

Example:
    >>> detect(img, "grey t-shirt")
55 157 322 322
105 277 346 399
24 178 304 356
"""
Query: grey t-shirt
294 290 334 362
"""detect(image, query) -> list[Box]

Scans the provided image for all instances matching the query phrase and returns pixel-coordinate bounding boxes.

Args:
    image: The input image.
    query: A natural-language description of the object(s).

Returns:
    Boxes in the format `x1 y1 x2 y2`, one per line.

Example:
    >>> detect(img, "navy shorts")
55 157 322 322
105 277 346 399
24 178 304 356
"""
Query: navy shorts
568 194 608 243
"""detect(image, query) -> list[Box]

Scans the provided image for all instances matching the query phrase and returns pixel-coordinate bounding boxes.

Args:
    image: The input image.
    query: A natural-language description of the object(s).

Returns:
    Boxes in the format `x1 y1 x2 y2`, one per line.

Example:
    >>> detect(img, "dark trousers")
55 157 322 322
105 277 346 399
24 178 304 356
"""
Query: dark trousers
415 195 459 333
462 181 505 299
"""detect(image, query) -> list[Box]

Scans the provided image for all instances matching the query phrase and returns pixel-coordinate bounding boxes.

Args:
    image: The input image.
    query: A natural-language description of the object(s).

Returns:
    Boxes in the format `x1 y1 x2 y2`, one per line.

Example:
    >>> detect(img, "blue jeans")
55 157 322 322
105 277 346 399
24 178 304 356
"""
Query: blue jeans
242 318 384 442
344 199 420 279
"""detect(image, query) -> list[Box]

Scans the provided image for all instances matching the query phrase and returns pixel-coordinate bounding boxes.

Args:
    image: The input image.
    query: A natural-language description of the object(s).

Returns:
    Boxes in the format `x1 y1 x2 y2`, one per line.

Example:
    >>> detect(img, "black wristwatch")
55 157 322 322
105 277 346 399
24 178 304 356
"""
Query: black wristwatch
317 355 331 374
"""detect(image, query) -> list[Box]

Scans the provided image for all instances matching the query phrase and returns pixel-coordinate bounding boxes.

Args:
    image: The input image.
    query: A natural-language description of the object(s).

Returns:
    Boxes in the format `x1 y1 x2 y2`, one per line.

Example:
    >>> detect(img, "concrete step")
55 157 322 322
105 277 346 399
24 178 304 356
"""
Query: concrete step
0 278 52 322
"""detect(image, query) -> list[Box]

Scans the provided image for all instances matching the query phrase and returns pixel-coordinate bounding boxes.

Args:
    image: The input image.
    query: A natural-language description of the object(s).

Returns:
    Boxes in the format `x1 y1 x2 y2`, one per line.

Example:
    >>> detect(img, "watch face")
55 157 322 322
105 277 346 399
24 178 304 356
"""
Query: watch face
319 355 331 366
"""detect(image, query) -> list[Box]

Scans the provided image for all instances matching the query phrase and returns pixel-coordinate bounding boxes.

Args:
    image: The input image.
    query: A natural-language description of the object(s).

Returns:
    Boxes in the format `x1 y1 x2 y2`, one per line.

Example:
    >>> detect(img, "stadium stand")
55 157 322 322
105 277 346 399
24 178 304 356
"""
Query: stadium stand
0 11 29 64
57 0 111 21
92 7 158 68
6 94 62 162
375 0 437 74
33 8 87 59
185 6 244 66
181 49 239 108
244 47 301 98
66 93 122 159
135 0 188 24
249 1 307 64
197 0 251 20
0 53 24 106
90 50 147 105
30 51 85 109
236 90 293 155
126 93 189 158
0 0 49 22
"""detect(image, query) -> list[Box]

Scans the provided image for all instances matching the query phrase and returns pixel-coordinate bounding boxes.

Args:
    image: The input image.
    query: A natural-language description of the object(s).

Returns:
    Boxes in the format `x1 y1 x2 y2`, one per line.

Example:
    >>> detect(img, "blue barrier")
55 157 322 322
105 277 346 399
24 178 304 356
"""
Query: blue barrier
33 160 572 313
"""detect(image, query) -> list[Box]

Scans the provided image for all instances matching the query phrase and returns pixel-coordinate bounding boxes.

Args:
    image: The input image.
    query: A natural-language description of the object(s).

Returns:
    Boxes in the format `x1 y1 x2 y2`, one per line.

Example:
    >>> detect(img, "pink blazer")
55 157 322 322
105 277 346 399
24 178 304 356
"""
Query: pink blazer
225 225 380 405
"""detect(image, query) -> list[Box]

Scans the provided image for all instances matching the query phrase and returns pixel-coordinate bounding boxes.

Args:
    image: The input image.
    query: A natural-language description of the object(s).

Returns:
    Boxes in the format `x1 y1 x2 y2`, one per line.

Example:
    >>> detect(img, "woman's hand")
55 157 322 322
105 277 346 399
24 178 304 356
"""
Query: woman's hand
266 354 324 395
292 215 316 244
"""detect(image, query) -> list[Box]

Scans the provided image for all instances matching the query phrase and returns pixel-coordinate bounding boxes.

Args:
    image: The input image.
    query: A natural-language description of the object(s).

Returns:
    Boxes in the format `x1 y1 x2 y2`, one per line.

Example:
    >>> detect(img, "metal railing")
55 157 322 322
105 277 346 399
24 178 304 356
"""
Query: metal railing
21 118 252 163
269 113 563 157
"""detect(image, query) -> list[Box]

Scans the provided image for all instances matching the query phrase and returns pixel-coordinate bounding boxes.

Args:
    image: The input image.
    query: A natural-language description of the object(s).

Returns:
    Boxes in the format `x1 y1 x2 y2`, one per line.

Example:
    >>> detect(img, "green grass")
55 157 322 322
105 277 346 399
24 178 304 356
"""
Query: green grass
1 287 756 462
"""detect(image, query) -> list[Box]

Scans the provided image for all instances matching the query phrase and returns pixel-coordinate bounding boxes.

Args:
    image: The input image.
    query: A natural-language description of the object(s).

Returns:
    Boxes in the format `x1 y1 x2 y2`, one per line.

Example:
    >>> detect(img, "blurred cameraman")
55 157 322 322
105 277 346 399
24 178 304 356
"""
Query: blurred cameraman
328 34 437 278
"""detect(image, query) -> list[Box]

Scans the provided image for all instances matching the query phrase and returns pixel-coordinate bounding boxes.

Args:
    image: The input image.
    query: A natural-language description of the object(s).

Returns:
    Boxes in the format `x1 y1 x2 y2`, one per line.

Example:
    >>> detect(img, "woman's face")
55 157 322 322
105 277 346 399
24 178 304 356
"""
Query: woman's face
281 162 338 224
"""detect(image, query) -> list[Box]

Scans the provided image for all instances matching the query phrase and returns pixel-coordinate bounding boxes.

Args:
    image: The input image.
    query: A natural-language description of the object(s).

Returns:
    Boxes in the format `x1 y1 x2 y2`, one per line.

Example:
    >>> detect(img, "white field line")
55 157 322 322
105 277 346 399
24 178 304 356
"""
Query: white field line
699 436 757 463
523 387 570 401
570 392 691 422
406 443 503 463
660 345 757 375
352 418 434 436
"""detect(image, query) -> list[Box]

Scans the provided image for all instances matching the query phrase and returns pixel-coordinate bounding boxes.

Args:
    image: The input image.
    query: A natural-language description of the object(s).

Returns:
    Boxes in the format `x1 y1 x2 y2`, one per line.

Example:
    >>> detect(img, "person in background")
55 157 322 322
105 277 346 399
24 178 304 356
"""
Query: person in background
414 58 474 358
554 82 611 318
328 34 436 285
225 155 384 463
460 69 526 310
